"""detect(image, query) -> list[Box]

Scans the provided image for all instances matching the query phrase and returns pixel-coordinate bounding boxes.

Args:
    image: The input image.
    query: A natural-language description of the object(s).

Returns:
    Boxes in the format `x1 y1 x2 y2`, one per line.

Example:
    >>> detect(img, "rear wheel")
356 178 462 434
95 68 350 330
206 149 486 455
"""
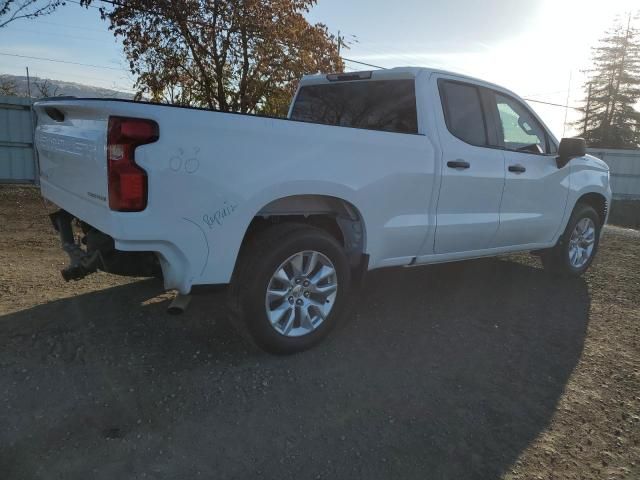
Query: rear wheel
229 224 351 354
541 203 601 277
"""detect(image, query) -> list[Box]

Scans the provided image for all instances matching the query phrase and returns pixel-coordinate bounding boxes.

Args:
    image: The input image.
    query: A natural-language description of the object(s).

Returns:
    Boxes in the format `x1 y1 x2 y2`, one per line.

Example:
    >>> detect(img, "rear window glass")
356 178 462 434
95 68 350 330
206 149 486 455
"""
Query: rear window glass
290 80 418 134
439 81 487 146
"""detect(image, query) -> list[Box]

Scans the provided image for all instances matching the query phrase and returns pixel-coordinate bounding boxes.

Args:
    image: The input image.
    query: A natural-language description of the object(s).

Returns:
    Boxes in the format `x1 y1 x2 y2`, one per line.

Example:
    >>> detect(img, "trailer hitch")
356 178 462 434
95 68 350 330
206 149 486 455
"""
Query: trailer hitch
50 210 104 282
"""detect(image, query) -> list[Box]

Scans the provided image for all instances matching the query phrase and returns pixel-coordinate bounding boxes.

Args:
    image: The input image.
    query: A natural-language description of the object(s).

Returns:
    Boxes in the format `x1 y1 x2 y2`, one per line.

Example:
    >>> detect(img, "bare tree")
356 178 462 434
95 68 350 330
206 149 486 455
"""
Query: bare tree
0 77 18 96
0 0 64 28
34 78 59 97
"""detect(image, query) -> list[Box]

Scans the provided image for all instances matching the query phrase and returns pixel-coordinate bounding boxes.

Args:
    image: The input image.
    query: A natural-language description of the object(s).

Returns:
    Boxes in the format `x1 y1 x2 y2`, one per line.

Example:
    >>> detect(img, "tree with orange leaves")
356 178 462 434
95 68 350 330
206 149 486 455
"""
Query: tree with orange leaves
92 0 343 116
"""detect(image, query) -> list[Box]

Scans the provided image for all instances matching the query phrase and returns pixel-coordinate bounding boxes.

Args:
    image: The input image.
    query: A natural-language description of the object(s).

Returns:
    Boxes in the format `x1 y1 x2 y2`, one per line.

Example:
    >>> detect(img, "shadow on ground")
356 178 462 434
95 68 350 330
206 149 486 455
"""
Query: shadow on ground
0 257 590 480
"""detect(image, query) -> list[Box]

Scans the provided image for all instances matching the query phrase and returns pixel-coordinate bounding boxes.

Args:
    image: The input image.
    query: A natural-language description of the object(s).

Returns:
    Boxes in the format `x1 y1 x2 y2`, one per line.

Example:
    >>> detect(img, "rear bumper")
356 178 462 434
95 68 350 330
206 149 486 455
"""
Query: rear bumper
50 209 161 281
41 179 202 294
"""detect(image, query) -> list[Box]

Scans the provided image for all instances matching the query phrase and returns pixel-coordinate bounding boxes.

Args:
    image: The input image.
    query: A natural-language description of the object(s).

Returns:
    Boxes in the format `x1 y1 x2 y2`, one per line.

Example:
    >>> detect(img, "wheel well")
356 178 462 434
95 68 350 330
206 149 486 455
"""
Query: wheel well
241 195 366 267
576 192 608 225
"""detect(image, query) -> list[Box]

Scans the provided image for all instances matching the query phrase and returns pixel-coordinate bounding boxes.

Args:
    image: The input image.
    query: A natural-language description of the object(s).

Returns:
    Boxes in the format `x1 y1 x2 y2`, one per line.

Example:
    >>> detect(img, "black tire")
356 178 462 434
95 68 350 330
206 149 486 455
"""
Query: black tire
229 224 351 355
541 203 602 277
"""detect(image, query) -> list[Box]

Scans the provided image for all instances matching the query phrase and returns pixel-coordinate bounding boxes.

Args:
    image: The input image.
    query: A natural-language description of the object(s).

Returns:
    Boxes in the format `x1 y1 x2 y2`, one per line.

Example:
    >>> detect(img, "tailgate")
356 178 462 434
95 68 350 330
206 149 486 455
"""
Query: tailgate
34 101 109 207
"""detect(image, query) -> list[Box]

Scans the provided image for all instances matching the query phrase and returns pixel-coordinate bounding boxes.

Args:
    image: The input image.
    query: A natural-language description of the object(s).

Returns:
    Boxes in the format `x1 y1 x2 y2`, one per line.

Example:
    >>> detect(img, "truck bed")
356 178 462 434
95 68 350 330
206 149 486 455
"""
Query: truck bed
34 97 438 293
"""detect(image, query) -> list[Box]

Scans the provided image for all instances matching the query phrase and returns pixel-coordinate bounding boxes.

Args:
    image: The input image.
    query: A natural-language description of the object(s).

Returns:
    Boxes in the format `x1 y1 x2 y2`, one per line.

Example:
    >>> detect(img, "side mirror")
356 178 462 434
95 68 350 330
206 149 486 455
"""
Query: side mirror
557 137 586 168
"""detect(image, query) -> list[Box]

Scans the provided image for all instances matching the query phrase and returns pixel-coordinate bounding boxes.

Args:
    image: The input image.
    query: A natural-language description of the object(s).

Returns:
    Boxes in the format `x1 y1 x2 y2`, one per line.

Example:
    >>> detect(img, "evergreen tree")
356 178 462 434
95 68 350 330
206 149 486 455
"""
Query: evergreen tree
578 13 640 148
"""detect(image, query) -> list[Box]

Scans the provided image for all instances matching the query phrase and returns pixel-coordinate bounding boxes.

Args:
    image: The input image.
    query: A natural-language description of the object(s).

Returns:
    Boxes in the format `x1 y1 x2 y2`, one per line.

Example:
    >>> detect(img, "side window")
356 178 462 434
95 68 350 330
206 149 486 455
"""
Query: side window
439 80 487 146
494 93 548 154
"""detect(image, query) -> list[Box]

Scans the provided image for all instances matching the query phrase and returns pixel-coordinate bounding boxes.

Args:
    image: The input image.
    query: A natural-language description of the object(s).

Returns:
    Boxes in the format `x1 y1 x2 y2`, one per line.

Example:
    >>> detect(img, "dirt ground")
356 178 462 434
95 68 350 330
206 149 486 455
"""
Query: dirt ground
1 185 639 480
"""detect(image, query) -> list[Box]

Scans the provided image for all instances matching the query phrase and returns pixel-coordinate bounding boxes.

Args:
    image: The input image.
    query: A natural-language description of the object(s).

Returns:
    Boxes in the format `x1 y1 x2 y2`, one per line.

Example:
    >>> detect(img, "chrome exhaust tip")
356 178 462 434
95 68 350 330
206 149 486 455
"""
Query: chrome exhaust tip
167 293 191 315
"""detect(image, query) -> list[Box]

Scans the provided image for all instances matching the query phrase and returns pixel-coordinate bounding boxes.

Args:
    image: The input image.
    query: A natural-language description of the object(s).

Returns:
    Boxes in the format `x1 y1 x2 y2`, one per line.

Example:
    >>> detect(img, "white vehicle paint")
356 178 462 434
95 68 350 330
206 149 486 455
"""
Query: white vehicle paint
33 67 611 352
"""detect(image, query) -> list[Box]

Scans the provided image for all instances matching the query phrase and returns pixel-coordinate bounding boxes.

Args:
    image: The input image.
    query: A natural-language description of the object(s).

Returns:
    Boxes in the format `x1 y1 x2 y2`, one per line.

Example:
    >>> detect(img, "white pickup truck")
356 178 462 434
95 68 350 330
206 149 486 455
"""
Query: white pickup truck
34 67 611 354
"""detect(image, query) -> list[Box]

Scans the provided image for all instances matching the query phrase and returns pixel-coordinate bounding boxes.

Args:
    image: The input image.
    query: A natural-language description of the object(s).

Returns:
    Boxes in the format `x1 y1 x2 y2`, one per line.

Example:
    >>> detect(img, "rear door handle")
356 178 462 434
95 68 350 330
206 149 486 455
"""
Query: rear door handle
447 160 471 170
508 164 527 173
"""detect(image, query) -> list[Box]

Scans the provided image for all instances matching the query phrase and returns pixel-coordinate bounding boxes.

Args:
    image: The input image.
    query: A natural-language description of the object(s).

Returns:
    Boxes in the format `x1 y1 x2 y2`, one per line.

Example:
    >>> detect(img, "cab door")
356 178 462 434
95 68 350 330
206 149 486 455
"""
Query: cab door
487 91 569 247
428 77 506 254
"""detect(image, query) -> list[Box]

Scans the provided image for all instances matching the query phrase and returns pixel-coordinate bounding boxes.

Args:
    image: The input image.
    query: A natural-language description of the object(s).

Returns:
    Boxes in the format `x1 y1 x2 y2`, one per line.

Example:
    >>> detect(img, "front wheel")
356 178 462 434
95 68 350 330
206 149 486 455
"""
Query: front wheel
541 203 601 277
229 224 351 354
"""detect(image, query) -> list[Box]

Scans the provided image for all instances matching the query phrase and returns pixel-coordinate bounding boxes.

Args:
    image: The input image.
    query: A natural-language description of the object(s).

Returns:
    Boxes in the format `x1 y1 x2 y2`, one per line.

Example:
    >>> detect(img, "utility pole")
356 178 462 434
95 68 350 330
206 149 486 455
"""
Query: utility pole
25 66 32 99
337 30 342 57
25 65 38 184
562 70 572 138
582 82 592 138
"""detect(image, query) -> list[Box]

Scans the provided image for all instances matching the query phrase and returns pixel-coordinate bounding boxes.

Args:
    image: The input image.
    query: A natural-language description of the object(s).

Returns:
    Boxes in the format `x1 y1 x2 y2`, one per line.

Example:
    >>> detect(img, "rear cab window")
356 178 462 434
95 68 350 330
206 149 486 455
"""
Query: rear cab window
290 79 418 134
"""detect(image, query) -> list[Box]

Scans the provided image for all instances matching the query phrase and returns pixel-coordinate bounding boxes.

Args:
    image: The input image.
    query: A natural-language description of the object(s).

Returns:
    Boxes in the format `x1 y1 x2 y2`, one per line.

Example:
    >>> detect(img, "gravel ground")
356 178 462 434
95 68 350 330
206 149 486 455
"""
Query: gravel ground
1 185 639 480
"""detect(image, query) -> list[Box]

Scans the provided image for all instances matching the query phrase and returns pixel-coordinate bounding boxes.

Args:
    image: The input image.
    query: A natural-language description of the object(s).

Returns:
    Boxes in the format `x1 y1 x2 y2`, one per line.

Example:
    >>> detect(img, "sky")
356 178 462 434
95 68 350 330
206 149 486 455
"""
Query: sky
1 0 639 137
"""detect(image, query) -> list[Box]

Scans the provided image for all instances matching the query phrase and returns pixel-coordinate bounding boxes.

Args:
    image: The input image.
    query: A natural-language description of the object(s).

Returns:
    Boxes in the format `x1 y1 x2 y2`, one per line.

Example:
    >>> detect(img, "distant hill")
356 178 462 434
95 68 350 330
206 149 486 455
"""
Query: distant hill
0 74 135 100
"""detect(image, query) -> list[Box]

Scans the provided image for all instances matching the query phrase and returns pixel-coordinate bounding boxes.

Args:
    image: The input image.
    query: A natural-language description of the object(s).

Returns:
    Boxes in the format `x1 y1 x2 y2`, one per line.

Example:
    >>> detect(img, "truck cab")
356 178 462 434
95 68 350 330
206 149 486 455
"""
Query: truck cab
289 68 610 261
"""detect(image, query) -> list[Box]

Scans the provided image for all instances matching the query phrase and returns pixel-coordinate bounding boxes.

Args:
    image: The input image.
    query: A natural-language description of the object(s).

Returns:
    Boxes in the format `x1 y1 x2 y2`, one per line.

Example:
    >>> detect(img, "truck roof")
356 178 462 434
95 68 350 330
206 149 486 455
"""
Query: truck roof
299 66 518 98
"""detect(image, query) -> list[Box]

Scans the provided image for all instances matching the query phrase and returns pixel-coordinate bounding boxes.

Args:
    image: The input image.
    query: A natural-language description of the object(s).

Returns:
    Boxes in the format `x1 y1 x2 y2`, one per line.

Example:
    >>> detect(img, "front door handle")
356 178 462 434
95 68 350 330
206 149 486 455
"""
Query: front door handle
447 160 471 170
508 164 527 173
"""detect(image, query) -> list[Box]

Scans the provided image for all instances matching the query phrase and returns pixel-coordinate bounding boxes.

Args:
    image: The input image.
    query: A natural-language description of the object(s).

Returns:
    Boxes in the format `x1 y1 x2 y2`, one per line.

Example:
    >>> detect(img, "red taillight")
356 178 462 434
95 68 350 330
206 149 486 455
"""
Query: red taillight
107 116 159 212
